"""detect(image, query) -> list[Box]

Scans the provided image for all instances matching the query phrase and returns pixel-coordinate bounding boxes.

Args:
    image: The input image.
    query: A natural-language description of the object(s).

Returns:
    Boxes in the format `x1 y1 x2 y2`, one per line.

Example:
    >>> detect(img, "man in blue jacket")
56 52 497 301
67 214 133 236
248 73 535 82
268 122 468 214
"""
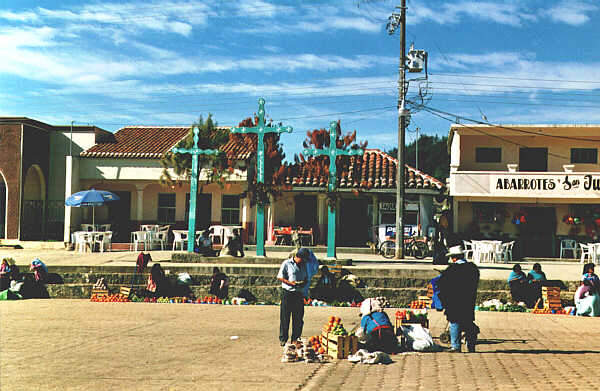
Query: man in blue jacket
277 248 319 346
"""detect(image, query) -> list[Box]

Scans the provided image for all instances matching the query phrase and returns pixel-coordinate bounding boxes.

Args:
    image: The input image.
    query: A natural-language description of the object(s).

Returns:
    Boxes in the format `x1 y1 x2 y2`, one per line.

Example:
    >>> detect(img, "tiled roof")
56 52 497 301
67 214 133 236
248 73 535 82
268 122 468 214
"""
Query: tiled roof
284 149 444 191
80 126 251 159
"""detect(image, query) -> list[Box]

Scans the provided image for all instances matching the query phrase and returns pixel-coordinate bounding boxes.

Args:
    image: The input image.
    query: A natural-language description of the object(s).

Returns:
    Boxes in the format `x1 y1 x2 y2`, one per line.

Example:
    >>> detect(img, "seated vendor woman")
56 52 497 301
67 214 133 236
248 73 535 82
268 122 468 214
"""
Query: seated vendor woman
359 299 399 354
508 264 535 308
527 263 547 306
576 263 600 317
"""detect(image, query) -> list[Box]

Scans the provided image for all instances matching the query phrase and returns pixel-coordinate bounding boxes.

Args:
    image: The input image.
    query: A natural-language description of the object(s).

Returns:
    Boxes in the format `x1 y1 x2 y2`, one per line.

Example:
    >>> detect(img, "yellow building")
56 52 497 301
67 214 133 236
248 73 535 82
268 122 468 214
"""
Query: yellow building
448 124 600 257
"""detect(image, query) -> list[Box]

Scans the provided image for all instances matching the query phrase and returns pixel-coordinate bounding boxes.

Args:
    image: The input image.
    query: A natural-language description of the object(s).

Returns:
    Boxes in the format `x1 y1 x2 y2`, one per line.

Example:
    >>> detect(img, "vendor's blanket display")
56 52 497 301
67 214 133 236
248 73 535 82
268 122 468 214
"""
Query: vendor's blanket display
347 349 392 364
281 340 328 363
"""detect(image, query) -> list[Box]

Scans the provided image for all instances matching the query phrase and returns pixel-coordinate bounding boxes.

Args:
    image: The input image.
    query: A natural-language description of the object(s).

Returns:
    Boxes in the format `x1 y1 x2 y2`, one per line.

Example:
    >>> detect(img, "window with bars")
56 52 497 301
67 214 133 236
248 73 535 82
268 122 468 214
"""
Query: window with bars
221 195 240 225
571 148 598 164
157 194 176 224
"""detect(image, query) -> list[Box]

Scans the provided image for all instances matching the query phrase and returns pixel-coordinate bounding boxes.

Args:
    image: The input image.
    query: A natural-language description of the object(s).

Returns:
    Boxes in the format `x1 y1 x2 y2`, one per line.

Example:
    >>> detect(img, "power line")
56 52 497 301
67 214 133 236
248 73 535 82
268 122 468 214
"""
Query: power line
419 106 573 162
430 73 600 85
420 103 600 143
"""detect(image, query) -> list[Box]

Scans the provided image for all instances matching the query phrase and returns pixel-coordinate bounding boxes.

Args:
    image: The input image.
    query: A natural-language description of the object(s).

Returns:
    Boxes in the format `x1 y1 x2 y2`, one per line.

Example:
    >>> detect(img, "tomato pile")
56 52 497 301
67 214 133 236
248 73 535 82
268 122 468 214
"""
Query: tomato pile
90 293 130 303
307 335 325 354
409 300 430 309
395 309 428 323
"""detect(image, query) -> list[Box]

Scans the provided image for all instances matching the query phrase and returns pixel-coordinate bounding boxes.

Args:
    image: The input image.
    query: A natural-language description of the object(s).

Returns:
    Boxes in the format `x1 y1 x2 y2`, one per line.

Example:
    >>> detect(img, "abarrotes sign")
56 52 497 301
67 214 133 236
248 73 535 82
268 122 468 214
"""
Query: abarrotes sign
491 173 600 196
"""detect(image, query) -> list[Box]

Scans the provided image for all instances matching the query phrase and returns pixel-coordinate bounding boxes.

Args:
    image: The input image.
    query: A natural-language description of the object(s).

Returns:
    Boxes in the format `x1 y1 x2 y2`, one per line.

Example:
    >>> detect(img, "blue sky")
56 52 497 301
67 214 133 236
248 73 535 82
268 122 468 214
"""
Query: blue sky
2 0 600 160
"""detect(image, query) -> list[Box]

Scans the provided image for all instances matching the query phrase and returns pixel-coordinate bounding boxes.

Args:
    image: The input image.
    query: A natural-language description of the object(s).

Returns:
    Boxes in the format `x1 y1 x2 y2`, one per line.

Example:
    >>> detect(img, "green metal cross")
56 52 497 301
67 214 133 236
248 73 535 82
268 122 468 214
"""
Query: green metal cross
231 98 292 256
172 126 219 252
303 121 363 258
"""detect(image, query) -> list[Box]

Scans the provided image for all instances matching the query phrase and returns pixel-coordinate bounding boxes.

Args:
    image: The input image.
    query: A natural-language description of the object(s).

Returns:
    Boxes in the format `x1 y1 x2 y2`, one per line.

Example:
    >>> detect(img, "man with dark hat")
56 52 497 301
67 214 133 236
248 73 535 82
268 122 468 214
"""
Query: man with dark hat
437 245 480 352
277 247 319 346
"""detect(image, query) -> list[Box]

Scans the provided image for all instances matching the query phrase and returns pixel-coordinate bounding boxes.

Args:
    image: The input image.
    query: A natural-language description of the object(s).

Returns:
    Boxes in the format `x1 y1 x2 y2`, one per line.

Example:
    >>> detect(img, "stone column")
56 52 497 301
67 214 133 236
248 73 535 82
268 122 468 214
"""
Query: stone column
266 196 275 244
135 184 145 225
317 194 327 244
371 194 379 243
241 197 252 244
452 198 459 234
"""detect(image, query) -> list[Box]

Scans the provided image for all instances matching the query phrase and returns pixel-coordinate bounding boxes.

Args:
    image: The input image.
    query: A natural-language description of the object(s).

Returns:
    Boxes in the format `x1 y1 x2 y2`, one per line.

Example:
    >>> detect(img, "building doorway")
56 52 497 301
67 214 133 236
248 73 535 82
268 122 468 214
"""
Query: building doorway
520 207 556 257
519 148 548 172
186 193 212 230
294 195 317 232
21 165 46 240
108 191 131 242
339 198 369 247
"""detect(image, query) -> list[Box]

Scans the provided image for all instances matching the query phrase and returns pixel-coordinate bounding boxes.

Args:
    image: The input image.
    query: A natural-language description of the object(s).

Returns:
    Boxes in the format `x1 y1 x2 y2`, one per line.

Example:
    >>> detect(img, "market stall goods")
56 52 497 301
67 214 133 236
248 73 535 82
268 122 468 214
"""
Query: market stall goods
320 316 358 359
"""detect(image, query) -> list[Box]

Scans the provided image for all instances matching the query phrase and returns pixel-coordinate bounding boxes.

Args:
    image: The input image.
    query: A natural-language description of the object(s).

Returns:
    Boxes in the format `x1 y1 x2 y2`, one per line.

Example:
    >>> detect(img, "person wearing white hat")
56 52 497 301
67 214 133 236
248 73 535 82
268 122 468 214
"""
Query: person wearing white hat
437 245 480 352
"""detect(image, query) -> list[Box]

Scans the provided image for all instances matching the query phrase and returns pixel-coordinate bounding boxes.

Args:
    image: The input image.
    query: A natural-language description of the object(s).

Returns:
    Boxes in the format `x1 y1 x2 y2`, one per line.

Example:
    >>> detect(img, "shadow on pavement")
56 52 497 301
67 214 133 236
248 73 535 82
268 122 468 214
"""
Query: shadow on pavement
477 338 531 345
483 349 600 354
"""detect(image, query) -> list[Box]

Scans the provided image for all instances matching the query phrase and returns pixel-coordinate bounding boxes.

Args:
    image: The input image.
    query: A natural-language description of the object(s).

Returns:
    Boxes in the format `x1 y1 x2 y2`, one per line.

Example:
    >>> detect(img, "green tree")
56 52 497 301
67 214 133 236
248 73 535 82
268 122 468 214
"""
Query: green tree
160 114 232 189
386 135 449 181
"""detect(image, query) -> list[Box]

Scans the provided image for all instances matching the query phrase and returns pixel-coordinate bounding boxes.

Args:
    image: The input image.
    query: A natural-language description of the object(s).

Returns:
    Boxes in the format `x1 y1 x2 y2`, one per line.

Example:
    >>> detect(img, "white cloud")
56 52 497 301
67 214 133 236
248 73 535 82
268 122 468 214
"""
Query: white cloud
544 2 597 26
0 26 57 49
0 10 39 22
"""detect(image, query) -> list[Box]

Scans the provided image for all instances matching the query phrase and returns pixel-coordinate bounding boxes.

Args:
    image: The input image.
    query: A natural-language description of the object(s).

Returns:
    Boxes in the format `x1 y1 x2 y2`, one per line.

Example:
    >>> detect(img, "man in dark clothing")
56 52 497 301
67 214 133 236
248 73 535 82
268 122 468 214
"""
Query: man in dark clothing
209 267 229 299
438 245 480 353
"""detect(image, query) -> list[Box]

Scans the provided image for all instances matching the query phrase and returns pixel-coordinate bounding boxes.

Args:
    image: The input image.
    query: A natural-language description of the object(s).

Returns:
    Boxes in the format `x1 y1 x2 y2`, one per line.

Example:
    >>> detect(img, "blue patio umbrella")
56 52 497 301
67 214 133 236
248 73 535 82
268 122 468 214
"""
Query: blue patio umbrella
65 189 120 228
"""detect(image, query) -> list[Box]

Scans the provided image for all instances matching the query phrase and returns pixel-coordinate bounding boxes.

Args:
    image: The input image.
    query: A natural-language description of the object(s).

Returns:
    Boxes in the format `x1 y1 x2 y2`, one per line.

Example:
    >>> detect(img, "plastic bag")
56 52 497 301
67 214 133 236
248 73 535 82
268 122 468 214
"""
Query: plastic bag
177 273 192 285
401 324 438 351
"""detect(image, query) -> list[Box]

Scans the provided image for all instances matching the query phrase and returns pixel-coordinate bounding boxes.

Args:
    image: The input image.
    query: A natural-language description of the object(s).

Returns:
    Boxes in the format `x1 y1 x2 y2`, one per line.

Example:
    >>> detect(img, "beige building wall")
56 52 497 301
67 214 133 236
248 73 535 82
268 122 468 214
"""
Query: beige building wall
452 125 600 172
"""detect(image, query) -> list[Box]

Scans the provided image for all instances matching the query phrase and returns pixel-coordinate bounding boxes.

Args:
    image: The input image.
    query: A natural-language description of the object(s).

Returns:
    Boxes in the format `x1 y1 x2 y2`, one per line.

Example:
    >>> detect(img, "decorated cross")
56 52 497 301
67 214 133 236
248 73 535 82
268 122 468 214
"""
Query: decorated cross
303 121 364 258
172 126 220 252
231 98 292 256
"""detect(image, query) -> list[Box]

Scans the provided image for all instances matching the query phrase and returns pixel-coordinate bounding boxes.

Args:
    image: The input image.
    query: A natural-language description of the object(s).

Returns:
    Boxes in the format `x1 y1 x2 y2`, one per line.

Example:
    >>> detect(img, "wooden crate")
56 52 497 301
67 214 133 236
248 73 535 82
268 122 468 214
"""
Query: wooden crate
321 331 358 359
542 287 562 309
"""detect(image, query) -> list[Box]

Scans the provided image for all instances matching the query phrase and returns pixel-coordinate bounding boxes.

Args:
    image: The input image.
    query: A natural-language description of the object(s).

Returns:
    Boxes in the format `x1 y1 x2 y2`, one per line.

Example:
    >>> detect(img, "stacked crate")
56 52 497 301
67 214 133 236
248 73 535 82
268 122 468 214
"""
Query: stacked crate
542 287 562 310
320 329 358 359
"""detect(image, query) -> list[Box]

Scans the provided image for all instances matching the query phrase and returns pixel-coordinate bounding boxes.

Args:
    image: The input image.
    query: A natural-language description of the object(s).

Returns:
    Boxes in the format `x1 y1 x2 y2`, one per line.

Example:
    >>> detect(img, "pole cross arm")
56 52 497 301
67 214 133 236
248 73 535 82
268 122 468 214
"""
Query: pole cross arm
171 147 220 155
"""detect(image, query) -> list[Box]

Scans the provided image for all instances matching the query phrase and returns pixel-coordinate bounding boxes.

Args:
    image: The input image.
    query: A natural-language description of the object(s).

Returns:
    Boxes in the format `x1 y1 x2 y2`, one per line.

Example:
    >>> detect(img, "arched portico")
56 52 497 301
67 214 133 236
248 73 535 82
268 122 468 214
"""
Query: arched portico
0 171 6 239
21 164 46 240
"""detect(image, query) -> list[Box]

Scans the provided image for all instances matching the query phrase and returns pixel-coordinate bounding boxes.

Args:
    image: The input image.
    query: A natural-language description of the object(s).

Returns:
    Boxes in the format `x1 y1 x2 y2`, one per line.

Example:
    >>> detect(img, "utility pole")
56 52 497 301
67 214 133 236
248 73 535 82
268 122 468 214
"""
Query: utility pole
415 126 419 171
387 1 407 259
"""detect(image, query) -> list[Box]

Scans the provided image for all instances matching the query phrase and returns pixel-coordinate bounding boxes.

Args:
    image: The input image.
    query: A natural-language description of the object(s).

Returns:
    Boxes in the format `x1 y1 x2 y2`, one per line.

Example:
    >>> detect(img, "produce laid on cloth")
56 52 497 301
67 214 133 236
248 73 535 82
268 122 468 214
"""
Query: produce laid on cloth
476 299 527 312
90 293 130 302
281 340 328 363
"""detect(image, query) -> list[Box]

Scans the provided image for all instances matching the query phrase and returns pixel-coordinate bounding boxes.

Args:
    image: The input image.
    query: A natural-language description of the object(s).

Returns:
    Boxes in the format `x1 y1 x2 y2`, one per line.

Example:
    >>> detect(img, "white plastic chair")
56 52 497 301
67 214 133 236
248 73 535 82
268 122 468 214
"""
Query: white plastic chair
209 225 225 245
81 224 95 232
98 224 111 232
560 239 577 258
580 243 593 263
152 231 168 250
74 232 92 253
504 241 515 262
462 240 474 260
172 231 188 251
94 231 112 252
130 231 147 251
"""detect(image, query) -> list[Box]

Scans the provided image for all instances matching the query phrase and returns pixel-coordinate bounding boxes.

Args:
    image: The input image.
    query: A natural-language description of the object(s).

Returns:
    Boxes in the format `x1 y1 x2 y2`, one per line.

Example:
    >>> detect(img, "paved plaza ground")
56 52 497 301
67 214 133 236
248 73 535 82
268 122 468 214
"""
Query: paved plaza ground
2 299 599 391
